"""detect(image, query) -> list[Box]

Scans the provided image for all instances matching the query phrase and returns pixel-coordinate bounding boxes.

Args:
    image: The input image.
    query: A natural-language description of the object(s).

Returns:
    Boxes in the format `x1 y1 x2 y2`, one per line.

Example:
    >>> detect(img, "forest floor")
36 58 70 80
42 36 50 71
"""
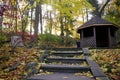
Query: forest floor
0 44 120 80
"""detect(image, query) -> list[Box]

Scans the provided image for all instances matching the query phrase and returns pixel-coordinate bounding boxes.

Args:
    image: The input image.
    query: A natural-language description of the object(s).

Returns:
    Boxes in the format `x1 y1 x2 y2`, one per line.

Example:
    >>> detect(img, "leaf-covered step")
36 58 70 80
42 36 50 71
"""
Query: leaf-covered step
86 57 107 78
40 64 90 73
28 72 95 80
49 53 85 58
53 48 81 51
91 67 107 77
51 51 83 57
95 77 110 80
46 57 86 63
53 51 83 54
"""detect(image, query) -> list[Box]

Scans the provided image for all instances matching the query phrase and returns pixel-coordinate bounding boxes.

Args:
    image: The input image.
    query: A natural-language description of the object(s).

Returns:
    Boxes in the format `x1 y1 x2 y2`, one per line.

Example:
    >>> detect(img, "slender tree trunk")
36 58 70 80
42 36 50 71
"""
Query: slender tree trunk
39 4 43 34
21 14 24 38
24 11 29 31
60 16 64 36
49 11 52 34
0 17 3 32
34 4 40 41
59 0 64 36
21 11 29 39
86 8 89 21
30 8 33 35
82 10 85 23
99 0 110 17
49 0 53 34
15 0 18 33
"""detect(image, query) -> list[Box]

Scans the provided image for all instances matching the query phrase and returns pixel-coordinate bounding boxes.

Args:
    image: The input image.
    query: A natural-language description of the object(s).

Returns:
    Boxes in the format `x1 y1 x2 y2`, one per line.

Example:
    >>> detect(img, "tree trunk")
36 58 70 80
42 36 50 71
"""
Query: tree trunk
86 8 89 21
15 0 18 33
82 10 85 23
49 11 53 34
59 0 64 36
99 0 110 17
0 17 3 32
30 8 33 35
39 4 43 34
60 16 64 36
34 4 40 41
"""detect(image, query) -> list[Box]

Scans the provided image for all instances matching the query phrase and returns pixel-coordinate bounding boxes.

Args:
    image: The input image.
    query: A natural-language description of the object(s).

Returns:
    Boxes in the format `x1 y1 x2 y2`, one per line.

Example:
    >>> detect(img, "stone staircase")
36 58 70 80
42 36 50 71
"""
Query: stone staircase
28 48 110 80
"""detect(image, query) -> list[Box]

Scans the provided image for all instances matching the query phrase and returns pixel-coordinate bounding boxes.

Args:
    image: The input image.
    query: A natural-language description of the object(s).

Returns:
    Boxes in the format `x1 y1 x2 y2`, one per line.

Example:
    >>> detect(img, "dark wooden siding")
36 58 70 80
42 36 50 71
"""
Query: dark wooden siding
80 37 96 47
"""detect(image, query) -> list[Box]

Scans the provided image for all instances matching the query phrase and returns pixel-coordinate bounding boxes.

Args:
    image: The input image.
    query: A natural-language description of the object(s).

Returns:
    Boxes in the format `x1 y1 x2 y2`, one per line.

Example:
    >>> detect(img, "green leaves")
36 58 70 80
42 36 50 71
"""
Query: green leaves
105 0 120 26
0 33 6 42
38 33 62 43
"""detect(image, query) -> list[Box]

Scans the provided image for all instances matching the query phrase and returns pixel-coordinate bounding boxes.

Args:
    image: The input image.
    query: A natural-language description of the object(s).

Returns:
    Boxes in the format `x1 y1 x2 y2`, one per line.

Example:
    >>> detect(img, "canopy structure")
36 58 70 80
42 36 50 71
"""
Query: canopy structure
77 16 119 47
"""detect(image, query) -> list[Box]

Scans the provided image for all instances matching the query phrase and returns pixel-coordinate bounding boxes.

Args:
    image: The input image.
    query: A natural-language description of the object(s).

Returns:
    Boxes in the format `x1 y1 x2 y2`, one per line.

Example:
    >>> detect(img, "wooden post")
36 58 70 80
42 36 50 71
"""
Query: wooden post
93 27 97 47
81 30 84 47
108 27 111 47
81 30 84 39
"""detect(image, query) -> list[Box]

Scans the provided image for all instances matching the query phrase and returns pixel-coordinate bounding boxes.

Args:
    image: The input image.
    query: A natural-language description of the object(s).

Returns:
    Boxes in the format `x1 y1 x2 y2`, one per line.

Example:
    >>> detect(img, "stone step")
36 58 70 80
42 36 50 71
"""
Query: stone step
53 48 81 51
82 48 90 55
46 57 86 63
95 77 110 80
86 57 107 77
51 51 83 57
53 51 83 54
28 73 95 80
40 64 90 73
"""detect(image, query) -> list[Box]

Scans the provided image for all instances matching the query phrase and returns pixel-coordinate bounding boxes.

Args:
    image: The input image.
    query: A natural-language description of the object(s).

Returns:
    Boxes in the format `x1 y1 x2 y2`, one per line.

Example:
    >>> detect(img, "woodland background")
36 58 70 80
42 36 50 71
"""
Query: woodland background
0 0 120 80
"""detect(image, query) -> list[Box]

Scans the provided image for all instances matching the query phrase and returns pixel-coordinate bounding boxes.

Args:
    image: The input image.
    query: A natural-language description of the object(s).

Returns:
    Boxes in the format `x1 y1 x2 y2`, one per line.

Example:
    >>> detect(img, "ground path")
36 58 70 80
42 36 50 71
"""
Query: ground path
28 48 109 80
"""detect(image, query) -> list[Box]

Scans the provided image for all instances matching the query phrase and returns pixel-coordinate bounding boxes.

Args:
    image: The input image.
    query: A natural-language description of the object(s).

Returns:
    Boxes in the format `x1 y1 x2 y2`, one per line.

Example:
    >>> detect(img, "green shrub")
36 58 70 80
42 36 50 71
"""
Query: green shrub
38 33 63 48
64 36 76 46
38 33 77 48
38 33 62 43
0 33 7 47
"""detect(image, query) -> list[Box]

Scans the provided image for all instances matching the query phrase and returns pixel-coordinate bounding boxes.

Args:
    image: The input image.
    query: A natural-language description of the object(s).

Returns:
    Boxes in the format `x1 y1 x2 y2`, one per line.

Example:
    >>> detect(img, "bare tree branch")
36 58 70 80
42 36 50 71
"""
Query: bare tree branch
99 0 110 17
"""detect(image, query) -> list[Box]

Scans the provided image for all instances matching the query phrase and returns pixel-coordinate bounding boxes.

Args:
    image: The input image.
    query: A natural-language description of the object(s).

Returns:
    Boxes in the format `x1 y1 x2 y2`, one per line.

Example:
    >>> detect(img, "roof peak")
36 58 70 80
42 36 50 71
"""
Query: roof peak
77 16 118 30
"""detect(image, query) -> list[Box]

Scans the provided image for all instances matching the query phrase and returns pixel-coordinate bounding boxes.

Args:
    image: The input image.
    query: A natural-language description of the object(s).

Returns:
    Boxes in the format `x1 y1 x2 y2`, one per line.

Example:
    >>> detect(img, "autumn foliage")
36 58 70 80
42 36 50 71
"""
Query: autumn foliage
16 31 38 41
91 49 120 80
0 44 41 80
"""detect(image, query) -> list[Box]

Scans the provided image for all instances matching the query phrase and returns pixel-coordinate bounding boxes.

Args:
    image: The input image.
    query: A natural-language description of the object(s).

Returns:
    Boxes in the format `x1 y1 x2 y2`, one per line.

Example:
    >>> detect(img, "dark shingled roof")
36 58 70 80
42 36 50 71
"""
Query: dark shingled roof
77 16 119 30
